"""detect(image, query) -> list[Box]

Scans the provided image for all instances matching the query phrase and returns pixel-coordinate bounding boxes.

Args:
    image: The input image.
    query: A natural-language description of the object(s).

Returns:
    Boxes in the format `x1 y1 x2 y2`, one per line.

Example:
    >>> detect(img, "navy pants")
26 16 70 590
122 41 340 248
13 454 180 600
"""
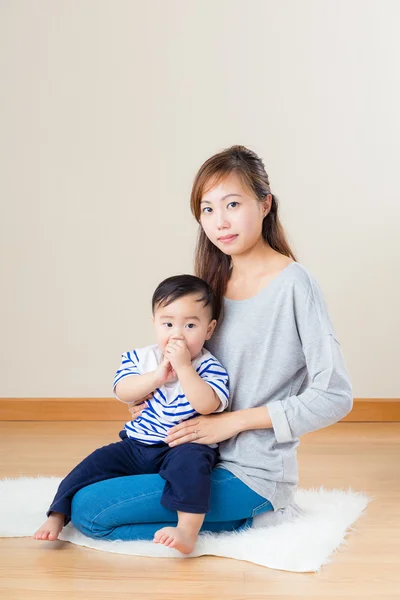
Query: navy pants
48 431 218 524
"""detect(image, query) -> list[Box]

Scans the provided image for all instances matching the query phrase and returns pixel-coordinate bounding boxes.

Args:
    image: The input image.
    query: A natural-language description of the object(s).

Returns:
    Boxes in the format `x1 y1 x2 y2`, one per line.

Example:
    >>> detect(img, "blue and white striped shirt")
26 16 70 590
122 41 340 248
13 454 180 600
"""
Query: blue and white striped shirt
113 344 229 445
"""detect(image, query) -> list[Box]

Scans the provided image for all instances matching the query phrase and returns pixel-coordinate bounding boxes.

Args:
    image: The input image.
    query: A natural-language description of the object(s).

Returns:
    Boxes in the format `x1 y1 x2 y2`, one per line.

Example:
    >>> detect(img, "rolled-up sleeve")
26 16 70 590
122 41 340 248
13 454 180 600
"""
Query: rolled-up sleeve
268 280 353 443
269 334 353 443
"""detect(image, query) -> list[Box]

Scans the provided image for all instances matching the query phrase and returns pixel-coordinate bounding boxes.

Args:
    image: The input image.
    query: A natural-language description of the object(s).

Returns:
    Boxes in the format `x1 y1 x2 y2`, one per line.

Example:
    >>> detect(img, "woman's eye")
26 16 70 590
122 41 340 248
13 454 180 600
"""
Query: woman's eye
202 207 212 214
186 323 195 329
228 201 239 208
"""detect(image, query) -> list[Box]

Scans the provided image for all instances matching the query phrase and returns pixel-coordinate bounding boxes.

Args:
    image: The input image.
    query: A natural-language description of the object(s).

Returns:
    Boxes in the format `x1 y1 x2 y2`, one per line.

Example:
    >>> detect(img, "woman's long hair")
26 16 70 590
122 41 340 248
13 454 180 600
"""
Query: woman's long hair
190 145 297 318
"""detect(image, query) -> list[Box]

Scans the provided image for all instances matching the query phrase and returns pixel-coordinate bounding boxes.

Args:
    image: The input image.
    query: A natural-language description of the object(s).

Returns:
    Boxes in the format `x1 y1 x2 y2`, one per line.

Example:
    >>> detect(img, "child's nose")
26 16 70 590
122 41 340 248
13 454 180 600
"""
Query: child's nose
169 333 184 341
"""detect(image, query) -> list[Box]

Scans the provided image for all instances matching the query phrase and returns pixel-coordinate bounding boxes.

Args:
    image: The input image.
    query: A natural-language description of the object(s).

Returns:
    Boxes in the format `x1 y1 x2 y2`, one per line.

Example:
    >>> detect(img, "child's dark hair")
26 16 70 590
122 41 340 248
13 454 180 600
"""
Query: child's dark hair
152 275 219 321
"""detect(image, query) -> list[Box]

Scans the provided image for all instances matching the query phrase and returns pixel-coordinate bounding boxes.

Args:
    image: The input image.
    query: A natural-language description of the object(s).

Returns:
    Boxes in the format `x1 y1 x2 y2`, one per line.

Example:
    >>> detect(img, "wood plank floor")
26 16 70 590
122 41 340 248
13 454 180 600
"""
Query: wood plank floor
0 421 399 599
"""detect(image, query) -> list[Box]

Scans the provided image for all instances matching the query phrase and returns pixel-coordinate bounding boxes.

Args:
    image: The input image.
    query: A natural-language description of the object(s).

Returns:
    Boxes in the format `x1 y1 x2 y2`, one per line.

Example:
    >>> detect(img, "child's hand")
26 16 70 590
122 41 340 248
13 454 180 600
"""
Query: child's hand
155 356 177 385
164 336 192 371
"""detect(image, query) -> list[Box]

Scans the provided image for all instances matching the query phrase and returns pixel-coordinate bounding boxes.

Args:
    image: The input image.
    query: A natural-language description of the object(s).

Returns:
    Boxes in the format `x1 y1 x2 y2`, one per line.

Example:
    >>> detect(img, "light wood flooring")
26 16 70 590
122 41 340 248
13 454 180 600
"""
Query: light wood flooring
0 421 399 599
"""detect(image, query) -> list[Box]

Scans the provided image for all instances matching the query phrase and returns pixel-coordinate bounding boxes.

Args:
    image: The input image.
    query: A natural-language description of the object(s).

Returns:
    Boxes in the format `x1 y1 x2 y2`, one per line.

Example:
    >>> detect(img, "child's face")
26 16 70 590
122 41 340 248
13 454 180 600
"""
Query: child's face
152 294 217 360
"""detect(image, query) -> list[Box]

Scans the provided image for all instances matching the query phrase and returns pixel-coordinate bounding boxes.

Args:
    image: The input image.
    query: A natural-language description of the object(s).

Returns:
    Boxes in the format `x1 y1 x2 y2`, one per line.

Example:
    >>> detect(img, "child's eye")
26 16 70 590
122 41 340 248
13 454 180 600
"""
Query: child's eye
185 323 195 329
164 323 173 328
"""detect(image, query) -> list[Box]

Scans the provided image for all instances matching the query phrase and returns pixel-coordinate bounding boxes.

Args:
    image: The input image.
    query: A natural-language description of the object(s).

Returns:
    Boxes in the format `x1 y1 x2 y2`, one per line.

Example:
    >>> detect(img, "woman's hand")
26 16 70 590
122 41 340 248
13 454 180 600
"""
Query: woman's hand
165 412 241 447
127 393 153 420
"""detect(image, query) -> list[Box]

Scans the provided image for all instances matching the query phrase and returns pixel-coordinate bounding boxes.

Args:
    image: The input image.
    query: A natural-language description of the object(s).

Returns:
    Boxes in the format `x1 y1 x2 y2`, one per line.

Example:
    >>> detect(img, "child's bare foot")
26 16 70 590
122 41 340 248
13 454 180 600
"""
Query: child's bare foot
33 512 64 541
153 526 198 555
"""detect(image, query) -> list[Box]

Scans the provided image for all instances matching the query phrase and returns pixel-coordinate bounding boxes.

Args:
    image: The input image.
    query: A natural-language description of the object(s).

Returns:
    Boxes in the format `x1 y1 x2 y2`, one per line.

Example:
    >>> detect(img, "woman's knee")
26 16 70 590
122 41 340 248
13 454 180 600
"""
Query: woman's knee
70 486 98 537
70 474 170 538
72 488 119 539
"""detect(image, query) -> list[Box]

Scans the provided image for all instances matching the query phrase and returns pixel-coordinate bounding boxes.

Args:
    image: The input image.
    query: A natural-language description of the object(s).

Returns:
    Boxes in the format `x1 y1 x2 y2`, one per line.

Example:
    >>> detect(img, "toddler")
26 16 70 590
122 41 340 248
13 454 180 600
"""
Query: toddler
33 274 229 554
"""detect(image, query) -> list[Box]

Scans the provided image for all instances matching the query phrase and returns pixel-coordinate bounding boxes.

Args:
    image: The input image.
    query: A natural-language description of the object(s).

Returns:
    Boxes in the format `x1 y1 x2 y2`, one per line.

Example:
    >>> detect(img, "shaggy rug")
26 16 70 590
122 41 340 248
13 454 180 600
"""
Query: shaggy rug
0 477 369 572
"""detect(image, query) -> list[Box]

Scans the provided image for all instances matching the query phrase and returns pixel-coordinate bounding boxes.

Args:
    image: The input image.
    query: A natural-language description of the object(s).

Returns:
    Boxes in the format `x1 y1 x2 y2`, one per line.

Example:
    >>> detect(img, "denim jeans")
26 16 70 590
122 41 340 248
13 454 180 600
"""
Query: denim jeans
71 467 274 541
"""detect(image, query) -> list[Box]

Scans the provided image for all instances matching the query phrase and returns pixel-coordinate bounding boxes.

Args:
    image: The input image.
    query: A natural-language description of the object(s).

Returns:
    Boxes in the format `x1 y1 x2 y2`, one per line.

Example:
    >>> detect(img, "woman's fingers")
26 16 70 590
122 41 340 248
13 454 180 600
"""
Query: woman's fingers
127 392 156 420
168 419 200 435
168 430 202 447
130 408 142 419
165 420 201 443
128 400 148 418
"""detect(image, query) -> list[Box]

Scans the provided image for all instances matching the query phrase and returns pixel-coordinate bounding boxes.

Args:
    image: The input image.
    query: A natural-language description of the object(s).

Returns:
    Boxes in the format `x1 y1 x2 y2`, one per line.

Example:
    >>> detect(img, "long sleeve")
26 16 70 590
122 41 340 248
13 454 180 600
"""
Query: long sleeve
268 280 353 444
205 262 354 507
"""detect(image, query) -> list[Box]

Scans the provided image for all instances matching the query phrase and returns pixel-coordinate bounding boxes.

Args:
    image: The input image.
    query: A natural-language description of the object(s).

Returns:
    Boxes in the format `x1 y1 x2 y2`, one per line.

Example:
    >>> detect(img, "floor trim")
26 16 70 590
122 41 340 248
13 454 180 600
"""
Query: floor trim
0 398 399 421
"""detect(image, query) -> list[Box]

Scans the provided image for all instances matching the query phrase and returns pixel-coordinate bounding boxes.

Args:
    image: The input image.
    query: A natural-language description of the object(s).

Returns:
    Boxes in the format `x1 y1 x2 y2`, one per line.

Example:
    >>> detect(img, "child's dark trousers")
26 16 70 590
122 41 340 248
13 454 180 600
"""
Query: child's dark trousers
47 431 218 524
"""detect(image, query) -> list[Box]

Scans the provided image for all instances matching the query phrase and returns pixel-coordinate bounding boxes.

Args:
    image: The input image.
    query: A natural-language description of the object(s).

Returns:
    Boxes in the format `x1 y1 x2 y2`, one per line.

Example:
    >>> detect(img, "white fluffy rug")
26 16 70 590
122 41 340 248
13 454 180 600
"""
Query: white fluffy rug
0 477 369 572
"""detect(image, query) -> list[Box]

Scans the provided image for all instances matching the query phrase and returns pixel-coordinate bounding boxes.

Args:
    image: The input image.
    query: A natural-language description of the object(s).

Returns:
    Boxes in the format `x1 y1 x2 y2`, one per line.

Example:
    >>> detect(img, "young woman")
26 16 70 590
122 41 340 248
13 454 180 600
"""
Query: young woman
71 145 353 541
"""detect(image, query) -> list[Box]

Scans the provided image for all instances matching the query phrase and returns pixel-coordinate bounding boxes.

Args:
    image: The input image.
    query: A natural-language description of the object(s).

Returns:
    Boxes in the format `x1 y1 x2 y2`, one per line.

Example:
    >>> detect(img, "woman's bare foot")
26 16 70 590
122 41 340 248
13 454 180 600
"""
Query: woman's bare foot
153 526 198 555
33 512 64 541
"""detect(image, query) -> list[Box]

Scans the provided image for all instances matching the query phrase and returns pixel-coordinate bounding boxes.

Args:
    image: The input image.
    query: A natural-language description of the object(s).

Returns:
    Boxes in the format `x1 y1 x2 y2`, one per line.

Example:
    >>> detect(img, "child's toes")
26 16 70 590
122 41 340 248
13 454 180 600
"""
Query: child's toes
160 534 169 544
153 531 162 543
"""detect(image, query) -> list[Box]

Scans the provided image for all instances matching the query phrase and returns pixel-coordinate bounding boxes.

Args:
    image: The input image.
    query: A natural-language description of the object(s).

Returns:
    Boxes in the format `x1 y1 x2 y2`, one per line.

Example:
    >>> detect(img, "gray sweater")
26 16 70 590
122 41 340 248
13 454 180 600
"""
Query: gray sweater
205 262 353 510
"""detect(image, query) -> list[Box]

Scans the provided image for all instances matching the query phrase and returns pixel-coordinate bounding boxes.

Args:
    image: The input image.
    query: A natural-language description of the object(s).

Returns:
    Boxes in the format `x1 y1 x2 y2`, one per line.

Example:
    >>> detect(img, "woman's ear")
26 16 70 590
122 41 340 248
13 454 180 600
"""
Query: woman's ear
206 319 217 339
263 193 272 217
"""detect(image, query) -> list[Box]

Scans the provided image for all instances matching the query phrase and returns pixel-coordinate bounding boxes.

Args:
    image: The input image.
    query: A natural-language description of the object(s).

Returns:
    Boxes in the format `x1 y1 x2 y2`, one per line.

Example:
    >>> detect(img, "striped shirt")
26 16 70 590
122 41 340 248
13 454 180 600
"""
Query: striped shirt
113 344 229 445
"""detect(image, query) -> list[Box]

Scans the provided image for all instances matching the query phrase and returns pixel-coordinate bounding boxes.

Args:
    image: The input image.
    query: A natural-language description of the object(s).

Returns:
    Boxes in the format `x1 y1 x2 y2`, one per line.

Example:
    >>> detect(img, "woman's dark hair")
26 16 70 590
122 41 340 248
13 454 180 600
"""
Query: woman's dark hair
152 274 218 320
190 145 297 308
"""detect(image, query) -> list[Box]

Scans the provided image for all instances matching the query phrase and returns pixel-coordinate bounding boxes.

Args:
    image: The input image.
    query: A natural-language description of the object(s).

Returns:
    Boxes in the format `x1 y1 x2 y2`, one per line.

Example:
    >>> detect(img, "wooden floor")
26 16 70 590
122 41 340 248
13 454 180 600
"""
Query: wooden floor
0 421 399 599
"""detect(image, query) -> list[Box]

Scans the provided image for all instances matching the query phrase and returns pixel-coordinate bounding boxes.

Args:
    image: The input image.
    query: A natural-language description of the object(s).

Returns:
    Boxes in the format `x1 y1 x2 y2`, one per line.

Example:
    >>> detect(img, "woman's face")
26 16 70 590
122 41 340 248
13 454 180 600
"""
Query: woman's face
199 172 271 257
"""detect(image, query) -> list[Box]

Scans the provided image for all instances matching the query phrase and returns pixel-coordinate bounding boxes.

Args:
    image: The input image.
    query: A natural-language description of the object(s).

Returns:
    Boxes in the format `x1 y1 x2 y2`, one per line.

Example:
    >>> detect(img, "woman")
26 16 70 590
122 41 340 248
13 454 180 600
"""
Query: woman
71 145 353 540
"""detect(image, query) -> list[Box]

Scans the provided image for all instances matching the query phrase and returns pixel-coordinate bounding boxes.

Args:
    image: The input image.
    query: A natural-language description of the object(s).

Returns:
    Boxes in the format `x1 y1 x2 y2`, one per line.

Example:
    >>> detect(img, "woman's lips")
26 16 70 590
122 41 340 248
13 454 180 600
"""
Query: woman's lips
218 234 238 244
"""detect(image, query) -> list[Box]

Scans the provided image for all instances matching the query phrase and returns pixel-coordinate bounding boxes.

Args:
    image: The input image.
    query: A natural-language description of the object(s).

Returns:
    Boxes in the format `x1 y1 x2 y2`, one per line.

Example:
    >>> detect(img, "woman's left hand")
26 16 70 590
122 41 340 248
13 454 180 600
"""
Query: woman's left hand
165 412 241 447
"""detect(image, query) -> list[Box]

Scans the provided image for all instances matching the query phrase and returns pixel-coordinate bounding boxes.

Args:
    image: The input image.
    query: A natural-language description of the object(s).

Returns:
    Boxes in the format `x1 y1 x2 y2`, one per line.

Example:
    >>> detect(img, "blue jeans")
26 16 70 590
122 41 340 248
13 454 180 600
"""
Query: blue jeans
71 468 274 541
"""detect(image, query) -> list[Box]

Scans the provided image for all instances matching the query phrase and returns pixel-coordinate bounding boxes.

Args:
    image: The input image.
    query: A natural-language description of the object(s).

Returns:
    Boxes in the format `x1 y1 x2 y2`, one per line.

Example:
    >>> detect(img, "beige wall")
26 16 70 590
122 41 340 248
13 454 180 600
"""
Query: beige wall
1 0 399 397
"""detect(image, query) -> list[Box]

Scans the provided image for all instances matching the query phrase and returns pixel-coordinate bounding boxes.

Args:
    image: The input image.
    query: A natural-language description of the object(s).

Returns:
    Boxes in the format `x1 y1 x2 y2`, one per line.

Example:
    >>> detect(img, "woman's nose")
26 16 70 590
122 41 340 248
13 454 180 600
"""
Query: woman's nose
216 211 229 229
